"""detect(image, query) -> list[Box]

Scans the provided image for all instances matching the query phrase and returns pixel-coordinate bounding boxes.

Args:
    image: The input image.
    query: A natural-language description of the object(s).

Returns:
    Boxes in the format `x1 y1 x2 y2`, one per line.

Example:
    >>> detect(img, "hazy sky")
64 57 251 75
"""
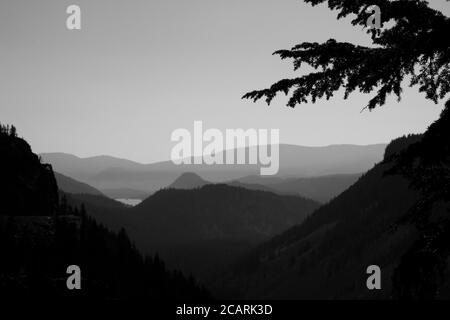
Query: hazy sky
1 0 449 163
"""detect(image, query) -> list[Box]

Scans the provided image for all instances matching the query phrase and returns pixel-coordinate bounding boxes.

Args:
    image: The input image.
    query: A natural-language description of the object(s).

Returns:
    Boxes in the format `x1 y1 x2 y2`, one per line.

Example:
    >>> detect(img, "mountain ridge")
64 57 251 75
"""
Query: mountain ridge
41 143 386 195
54 171 105 196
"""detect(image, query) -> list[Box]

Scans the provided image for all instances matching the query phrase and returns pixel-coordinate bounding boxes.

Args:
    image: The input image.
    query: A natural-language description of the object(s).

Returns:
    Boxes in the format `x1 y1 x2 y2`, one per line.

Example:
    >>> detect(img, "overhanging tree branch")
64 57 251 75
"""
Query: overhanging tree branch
243 0 450 110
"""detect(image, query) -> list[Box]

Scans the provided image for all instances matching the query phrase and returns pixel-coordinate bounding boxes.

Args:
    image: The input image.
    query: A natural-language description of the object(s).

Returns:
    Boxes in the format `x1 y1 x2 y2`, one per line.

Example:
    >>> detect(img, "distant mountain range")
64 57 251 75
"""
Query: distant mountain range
55 164 361 204
41 143 386 198
163 171 362 203
235 173 363 203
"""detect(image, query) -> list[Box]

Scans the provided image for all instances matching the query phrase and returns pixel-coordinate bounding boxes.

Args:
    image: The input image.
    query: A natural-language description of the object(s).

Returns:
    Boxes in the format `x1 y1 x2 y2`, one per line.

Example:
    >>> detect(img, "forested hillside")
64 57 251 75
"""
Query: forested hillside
0 124 209 300
223 106 450 299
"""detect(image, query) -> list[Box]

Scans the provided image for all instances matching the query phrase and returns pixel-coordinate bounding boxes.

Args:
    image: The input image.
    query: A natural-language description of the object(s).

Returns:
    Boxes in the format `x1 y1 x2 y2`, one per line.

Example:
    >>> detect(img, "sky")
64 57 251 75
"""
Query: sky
1 0 449 163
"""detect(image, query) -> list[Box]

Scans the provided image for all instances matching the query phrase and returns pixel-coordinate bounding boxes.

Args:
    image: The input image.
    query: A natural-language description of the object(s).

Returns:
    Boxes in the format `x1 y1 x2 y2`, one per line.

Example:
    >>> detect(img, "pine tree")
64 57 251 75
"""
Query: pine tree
243 0 449 111
10 125 17 137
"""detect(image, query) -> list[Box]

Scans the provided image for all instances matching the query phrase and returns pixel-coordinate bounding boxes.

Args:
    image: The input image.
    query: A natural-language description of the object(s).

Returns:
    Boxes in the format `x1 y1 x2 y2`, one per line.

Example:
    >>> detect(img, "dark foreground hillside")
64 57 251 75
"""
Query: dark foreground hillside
122 185 319 281
0 125 209 300
223 103 450 300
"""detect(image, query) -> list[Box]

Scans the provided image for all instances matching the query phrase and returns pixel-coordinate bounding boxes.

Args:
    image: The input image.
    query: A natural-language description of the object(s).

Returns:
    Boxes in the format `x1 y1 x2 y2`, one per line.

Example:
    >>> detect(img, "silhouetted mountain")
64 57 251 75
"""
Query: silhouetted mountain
39 153 143 182
118 185 319 280
0 129 58 216
133 184 318 244
387 105 450 299
54 172 104 196
168 172 209 189
41 144 386 194
0 126 210 300
223 108 450 299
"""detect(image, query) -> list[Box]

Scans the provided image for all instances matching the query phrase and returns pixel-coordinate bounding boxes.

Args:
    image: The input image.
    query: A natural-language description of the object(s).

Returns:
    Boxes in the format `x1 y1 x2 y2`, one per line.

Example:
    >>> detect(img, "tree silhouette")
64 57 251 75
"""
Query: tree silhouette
10 125 17 137
0 123 18 137
243 0 449 111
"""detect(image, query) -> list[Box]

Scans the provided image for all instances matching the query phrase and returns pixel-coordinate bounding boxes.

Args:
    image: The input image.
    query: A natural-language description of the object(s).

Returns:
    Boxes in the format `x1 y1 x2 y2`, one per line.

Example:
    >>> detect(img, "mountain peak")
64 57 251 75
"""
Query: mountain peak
168 172 209 189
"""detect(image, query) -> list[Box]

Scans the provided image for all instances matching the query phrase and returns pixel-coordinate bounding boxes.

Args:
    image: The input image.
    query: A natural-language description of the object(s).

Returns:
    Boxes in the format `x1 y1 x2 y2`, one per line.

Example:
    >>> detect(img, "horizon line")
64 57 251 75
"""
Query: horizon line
38 142 388 166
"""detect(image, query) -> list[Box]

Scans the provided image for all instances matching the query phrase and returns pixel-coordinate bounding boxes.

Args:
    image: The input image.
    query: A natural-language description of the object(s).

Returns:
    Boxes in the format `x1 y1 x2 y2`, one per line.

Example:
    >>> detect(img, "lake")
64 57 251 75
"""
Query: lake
115 198 142 207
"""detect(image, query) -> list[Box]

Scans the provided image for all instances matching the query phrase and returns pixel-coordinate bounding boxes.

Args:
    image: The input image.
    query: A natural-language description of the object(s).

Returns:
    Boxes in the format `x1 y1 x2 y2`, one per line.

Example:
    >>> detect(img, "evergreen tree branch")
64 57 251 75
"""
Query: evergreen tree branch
243 0 450 110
